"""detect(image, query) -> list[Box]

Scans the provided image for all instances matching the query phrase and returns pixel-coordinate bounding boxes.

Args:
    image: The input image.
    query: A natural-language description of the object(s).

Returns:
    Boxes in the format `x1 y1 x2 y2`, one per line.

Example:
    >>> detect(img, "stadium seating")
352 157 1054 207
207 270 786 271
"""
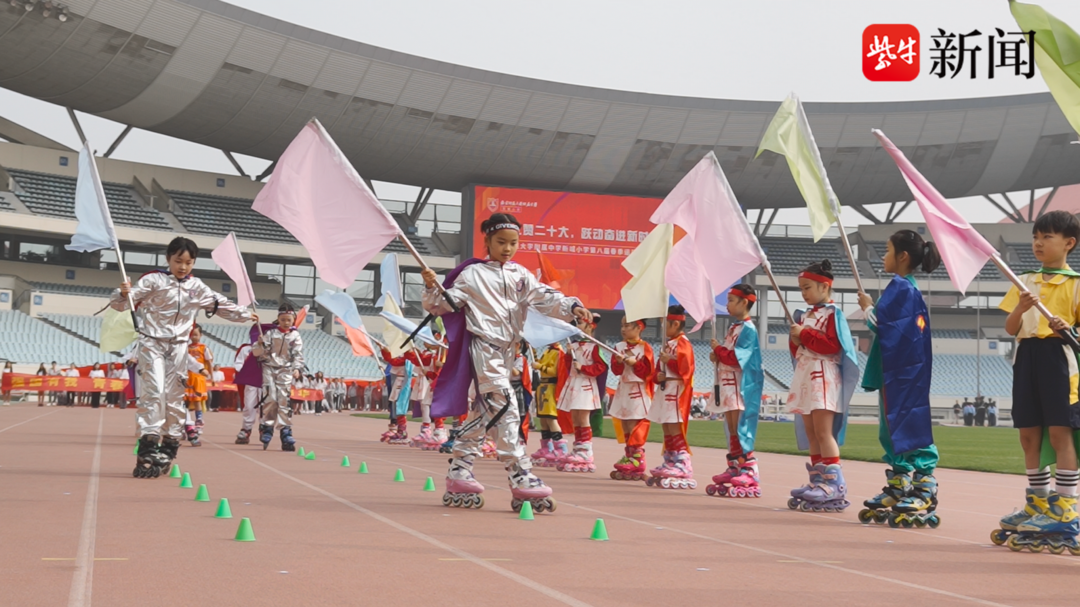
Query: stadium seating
7 169 172 231
864 242 1000 281
31 282 113 297
0 310 119 365
758 238 854 277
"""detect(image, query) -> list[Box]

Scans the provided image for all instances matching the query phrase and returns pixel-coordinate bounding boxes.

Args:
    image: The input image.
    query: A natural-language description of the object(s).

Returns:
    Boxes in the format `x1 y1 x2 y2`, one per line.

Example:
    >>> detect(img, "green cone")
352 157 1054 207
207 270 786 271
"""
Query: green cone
297 447 306 457
518 500 535 520
590 518 609 541
358 462 369 474
179 472 193 489
169 464 181 478
305 451 316 460
234 517 255 542
215 498 233 519
341 456 351 467
194 484 209 502
393 469 405 482
133 443 138 455
423 477 436 492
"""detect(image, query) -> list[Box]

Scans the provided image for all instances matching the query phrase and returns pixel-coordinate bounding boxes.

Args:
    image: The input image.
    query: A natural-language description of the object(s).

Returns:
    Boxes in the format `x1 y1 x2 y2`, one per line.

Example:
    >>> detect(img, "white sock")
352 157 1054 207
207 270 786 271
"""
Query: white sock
1027 467 1052 496
1055 469 1080 497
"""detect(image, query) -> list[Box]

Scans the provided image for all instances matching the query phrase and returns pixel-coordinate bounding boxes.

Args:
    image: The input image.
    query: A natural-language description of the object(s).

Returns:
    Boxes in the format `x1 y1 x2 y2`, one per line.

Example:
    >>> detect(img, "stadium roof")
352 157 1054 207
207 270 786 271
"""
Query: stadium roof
2 0 1079 208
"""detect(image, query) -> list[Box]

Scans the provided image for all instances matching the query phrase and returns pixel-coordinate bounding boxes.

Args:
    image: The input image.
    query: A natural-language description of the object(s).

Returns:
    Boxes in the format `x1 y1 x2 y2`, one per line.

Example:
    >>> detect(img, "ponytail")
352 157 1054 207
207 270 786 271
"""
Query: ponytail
889 230 941 274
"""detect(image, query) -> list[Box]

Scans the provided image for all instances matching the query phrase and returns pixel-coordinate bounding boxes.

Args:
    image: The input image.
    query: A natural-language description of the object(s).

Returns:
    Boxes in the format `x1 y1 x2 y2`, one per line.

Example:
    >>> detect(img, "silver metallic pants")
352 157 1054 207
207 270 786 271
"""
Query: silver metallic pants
260 366 294 428
135 338 188 440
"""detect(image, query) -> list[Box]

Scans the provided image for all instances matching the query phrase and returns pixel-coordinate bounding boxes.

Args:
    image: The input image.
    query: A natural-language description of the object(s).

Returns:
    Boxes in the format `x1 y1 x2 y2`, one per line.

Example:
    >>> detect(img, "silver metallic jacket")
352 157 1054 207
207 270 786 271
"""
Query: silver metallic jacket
110 272 251 342
258 325 305 371
422 260 580 349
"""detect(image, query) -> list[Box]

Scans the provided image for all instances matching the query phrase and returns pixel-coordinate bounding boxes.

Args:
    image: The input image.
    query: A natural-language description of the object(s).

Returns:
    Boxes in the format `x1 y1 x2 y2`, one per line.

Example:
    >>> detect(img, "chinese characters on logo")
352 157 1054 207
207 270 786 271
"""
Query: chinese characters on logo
864 24 1035 81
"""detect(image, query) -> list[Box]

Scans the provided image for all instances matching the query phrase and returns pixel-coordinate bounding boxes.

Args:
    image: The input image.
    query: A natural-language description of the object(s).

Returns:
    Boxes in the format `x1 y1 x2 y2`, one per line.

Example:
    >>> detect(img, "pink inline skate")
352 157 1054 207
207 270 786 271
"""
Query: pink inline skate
422 427 448 451
409 424 433 448
509 468 556 513
387 425 410 445
647 450 696 489
379 423 397 443
558 442 595 473
707 456 761 498
611 445 647 481
442 457 484 509
530 439 554 467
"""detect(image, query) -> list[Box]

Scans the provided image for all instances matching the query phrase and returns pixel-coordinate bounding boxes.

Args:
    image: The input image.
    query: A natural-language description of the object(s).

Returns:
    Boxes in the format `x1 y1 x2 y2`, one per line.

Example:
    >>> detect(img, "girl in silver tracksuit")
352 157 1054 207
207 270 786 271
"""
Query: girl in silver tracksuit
422 213 591 511
256 304 305 450
114 237 254 478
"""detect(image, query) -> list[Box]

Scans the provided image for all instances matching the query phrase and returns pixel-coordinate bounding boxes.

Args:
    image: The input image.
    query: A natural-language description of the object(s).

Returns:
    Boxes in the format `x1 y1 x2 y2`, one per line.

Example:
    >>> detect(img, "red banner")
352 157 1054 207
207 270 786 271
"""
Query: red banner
472 186 662 309
292 389 324 401
2 373 127 393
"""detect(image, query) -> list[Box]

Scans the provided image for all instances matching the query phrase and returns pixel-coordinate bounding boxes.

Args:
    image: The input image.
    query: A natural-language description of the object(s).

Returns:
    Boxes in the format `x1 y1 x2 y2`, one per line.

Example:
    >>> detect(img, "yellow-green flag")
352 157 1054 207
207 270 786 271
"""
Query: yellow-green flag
756 94 838 242
620 223 673 323
1012 1 1080 136
380 295 408 357
99 307 137 353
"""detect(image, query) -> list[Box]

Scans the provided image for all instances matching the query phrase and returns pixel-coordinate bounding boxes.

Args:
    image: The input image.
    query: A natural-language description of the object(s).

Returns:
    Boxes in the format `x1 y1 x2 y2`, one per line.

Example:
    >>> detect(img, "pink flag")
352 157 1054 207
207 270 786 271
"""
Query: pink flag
293 304 309 329
872 129 996 294
211 232 256 309
253 119 401 289
650 152 765 331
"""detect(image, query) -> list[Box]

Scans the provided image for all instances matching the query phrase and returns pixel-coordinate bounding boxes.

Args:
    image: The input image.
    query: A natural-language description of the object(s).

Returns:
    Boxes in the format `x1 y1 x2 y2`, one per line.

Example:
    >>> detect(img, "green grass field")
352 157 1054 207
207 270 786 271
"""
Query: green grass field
353 412 1025 475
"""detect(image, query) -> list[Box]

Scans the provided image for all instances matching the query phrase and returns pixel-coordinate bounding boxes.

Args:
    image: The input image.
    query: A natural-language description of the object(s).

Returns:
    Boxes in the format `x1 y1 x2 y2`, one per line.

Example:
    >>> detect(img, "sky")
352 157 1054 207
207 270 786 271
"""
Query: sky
2 0 1078 223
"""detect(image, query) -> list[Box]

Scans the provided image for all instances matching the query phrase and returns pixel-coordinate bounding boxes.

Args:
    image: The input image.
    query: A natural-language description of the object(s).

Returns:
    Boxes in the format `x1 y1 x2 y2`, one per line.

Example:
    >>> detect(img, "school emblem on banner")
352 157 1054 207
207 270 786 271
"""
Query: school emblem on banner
916 314 926 332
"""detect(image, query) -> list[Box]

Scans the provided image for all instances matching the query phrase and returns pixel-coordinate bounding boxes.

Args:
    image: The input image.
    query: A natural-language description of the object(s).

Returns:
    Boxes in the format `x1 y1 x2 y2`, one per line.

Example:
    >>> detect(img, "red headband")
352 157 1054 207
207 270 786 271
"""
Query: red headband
799 272 834 286
729 288 756 303
666 314 686 321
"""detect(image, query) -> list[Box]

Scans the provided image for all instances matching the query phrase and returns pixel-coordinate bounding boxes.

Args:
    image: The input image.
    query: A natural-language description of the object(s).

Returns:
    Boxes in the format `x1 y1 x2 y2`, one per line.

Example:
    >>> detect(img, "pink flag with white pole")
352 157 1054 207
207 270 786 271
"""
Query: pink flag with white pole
650 152 765 332
253 119 401 289
872 129 996 294
211 232 256 309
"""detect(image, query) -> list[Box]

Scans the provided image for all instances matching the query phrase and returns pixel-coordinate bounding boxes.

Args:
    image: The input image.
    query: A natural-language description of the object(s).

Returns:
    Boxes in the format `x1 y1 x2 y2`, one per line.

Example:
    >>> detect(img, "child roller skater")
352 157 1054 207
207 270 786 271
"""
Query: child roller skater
786 260 859 512
113 237 254 478
233 328 263 444
608 318 654 481
705 285 764 498
994 211 1080 554
183 324 212 447
379 345 414 444
423 213 592 513
646 306 697 490
857 231 942 528
556 313 607 473
256 304 304 451
530 342 568 467
408 344 438 449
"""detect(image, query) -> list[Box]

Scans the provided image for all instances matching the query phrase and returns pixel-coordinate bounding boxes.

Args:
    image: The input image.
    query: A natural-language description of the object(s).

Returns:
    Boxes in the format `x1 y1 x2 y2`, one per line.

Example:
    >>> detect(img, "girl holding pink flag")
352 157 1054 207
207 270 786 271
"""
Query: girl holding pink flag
421 213 592 514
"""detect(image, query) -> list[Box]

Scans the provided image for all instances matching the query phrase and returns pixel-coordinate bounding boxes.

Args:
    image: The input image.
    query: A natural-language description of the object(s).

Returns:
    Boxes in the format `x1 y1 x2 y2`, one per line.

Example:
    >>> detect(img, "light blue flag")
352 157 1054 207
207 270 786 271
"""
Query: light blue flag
65 143 118 253
522 307 581 348
379 310 439 347
315 290 362 329
375 253 401 307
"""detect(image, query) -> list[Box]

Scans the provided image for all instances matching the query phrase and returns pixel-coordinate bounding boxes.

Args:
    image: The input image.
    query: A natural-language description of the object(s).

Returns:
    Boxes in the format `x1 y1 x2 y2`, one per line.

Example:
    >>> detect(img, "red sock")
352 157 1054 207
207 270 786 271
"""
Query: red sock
669 434 688 452
663 435 673 451
575 426 593 443
728 435 743 457
434 418 445 429
822 456 840 466
810 454 822 465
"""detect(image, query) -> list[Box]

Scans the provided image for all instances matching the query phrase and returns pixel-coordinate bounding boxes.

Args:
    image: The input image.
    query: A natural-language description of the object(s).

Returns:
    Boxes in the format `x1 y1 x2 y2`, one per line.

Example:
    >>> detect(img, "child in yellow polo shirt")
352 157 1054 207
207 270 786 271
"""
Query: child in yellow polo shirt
996 211 1080 553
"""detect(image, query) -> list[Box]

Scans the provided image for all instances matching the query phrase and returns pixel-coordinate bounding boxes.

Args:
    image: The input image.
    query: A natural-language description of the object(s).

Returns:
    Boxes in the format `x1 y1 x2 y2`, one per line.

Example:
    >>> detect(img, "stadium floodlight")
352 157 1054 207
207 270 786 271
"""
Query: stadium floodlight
42 1 51 16
23 0 35 11
9 0 21 7
57 9 66 21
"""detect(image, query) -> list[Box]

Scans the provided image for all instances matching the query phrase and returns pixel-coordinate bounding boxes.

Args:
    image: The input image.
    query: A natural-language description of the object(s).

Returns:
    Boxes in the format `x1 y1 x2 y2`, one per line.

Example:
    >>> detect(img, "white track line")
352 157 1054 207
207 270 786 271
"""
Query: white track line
209 440 594 607
296 427 1028 606
0 410 58 434
68 411 104 607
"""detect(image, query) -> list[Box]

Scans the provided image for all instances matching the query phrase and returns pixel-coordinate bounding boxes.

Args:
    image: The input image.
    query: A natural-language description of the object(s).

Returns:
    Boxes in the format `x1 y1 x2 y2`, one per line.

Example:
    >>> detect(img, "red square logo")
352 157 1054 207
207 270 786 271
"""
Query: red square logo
863 24 920 81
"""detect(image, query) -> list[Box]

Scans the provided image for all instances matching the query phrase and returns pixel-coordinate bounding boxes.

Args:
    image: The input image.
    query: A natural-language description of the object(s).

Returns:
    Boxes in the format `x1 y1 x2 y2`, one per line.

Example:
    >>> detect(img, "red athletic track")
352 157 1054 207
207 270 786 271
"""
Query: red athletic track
0 403 1074 607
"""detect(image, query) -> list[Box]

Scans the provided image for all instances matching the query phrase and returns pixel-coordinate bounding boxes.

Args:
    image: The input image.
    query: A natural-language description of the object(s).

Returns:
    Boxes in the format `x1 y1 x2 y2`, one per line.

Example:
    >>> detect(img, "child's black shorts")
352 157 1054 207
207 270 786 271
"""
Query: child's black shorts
1012 337 1080 429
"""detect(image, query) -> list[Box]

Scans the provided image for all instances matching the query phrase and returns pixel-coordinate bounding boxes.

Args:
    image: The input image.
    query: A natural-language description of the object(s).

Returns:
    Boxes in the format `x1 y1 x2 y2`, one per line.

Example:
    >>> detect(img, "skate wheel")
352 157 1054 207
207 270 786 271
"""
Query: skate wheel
913 517 926 528
752 488 761 498
511 498 522 513
1069 545 1080 556
659 478 671 489
442 494 452 506
857 509 874 524
706 484 717 496
473 495 484 509
687 480 697 490
646 477 655 487
1006 535 1024 552
1049 544 1067 555
787 497 799 510
901 518 913 529
887 514 900 528
546 498 557 512
451 495 463 507
533 500 545 513
927 514 940 529
989 529 1007 545
1029 542 1045 553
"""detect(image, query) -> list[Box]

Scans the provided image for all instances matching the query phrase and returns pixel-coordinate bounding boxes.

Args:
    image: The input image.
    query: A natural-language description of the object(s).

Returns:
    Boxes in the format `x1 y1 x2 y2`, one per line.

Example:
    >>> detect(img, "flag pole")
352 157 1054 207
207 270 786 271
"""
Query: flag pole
229 231 264 338
577 332 621 357
793 95 866 295
395 233 459 312
711 154 794 325
990 254 1080 351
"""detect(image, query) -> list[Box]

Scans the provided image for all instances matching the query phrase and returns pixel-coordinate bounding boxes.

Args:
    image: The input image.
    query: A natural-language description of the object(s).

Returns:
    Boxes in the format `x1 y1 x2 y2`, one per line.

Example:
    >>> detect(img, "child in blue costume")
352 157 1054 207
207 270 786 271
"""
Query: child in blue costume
857 230 942 527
